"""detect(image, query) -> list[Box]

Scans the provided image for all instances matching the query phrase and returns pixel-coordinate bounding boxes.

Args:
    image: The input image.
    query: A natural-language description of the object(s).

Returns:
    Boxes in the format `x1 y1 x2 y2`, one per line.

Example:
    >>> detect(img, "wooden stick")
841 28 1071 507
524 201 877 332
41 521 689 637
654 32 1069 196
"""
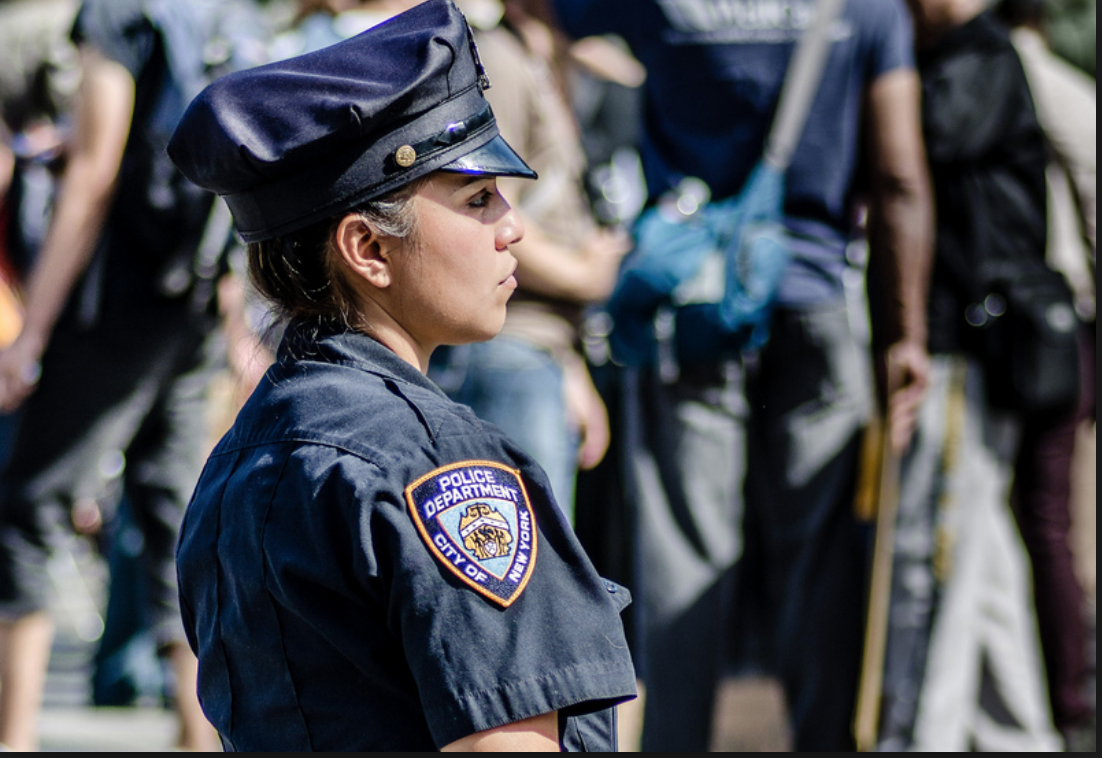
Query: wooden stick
853 411 902 752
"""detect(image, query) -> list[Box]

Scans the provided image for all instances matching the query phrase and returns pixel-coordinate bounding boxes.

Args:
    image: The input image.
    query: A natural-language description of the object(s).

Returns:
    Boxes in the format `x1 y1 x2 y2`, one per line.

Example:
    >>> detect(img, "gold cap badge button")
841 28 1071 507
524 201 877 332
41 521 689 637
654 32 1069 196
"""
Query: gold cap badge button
395 145 417 168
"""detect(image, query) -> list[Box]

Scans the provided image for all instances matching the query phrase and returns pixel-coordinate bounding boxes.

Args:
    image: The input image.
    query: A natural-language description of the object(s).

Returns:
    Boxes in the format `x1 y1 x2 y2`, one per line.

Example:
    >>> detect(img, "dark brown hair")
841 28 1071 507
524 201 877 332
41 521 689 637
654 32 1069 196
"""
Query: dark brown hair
246 179 424 329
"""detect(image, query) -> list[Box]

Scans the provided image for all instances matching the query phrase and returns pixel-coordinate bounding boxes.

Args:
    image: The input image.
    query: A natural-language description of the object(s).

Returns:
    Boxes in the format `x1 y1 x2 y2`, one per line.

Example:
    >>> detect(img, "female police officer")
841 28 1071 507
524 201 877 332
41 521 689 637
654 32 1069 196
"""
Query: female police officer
165 0 636 751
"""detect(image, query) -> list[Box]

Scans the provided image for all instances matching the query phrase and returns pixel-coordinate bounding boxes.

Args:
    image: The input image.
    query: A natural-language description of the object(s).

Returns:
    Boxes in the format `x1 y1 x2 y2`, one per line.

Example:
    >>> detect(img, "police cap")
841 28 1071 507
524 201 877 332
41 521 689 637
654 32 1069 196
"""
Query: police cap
168 0 535 243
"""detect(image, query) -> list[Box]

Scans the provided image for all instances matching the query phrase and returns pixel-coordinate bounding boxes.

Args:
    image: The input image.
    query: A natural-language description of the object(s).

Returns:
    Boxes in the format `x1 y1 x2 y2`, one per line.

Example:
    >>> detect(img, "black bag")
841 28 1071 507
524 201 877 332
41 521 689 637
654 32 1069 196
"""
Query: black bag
973 264 1080 415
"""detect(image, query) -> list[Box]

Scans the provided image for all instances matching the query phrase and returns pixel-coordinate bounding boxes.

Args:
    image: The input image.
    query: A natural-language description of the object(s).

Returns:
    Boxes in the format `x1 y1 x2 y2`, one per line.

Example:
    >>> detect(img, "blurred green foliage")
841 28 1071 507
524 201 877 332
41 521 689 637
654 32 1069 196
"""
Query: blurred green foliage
1047 0 1096 76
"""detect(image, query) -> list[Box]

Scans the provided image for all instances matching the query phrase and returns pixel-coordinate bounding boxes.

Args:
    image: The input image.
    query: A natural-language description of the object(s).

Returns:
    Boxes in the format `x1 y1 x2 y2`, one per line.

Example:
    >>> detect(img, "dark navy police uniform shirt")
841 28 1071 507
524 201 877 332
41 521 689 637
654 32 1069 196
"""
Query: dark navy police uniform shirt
176 320 636 751
552 0 914 307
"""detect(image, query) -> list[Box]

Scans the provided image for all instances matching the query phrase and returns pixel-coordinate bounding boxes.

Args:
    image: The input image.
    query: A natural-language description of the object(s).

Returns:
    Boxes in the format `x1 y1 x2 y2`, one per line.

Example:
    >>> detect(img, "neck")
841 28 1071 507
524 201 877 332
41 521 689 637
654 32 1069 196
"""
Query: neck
914 0 986 48
353 298 434 375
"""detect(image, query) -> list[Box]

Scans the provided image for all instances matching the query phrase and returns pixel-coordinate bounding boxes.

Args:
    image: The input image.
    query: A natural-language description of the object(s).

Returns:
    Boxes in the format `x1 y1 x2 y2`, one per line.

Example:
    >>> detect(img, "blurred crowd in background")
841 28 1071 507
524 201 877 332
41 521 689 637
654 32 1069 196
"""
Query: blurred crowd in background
0 0 1094 752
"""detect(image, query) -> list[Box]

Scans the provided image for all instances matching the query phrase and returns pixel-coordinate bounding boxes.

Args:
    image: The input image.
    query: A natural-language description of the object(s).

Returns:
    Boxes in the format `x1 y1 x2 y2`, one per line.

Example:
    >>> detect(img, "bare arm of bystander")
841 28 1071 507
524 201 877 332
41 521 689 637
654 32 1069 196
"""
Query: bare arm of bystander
502 215 630 304
0 46 134 410
864 67 935 456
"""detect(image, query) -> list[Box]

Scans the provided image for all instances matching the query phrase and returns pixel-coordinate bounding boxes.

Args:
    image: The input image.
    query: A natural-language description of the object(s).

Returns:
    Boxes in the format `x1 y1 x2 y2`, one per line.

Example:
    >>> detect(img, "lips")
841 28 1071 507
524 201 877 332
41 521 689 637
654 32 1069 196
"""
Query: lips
499 261 518 287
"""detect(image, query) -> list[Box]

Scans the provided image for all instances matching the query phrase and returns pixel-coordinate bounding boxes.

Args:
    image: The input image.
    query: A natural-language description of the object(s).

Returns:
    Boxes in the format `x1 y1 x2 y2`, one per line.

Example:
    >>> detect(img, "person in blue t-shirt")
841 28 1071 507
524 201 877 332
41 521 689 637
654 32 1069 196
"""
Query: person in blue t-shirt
552 0 934 750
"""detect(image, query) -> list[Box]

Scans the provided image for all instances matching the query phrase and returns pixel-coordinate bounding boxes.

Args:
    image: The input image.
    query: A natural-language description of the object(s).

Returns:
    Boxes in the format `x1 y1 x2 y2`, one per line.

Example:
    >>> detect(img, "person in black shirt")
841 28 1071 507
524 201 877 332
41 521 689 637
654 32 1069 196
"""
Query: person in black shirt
0 0 261 749
879 0 1063 749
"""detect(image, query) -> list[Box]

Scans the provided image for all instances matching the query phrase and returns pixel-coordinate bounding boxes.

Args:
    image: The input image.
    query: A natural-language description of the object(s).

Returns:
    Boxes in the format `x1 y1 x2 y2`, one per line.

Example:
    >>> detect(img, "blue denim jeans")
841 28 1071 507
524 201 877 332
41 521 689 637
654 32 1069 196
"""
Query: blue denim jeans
430 338 578 522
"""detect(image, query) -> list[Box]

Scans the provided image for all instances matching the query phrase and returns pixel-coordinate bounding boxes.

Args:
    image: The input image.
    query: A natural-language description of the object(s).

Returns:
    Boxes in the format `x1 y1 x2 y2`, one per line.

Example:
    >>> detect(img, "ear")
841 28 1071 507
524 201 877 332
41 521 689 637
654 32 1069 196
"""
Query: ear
334 213 397 289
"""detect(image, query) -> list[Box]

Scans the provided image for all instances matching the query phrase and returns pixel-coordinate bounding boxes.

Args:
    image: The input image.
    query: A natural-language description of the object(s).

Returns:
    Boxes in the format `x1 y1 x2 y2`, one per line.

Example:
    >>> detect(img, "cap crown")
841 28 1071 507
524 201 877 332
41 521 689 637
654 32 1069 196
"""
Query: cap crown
169 0 498 241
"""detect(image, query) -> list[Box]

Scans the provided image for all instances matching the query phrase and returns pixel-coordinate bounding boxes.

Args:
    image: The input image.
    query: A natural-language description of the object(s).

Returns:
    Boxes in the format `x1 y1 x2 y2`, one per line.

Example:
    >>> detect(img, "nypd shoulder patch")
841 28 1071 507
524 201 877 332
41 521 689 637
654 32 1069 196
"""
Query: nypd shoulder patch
405 460 538 607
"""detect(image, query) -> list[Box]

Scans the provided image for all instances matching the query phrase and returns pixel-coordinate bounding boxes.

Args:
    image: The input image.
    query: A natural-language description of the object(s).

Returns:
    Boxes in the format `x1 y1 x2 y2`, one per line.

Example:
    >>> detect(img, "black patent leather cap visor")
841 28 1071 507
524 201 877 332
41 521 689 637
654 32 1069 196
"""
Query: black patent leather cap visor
441 135 537 180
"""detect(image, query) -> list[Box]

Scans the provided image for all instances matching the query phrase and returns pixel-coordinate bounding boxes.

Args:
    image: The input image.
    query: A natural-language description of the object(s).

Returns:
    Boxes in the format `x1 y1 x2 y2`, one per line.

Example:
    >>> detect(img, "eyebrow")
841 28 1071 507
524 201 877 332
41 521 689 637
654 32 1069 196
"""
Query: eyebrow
445 173 495 196
453 174 492 188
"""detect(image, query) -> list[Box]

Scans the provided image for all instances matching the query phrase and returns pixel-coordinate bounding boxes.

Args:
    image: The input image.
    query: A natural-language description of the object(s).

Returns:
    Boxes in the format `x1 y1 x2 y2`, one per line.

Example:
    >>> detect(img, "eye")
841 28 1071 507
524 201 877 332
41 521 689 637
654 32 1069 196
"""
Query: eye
468 189 494 209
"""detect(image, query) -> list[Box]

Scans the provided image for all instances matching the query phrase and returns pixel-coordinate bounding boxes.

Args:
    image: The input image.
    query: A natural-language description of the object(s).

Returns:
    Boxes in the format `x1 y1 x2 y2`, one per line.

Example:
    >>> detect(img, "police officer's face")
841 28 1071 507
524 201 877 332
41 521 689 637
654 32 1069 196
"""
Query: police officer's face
391 172 524 349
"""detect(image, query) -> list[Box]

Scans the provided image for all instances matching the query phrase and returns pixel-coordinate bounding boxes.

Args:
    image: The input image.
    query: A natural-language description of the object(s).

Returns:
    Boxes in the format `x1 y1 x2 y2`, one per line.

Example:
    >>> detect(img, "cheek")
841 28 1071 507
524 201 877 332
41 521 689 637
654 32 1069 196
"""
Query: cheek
401 210 508 341
397 253 488 334
435 263 509 341
422 219 498 292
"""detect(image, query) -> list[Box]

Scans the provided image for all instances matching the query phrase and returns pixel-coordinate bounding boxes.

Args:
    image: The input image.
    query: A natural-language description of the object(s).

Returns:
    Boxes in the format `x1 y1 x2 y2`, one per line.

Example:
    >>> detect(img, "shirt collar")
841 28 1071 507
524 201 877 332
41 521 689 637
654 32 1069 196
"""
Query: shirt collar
277 317 448 399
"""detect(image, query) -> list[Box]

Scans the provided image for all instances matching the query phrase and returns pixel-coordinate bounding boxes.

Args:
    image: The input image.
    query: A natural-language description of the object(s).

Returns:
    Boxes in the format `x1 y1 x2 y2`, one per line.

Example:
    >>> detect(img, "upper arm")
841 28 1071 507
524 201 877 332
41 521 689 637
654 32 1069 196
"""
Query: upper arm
853 0 927 198
65 0 152 192
442 712 559 752
1023 55 1096 253
862 68 934 347
865 68 928 197
0 140 13 204
385 442 635 749
68 46 135 196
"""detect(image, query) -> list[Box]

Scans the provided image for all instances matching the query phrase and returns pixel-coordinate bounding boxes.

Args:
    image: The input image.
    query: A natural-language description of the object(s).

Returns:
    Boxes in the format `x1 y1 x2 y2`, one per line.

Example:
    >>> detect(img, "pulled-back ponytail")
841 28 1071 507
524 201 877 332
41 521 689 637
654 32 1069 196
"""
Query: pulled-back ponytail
246 180 424 329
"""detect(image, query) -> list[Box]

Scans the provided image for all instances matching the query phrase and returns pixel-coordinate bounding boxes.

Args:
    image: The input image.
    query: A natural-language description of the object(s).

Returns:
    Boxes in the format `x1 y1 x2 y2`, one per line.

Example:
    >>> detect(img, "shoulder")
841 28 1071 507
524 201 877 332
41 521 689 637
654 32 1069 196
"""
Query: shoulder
475 27 540 123
213 353 538 499
921 13 1024 85
72 0 148 43
190 355 540 557
71 0 155 79
848 0 910 27
846 0 915 77
196 350 567 595
474 25 529 73
1012 27 1096 99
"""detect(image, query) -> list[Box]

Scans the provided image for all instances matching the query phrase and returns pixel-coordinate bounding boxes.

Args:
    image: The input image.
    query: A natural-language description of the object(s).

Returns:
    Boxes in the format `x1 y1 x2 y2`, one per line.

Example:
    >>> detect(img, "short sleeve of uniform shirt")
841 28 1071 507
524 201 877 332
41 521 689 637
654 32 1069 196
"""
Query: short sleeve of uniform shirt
177 327 636 751
361 436 633 745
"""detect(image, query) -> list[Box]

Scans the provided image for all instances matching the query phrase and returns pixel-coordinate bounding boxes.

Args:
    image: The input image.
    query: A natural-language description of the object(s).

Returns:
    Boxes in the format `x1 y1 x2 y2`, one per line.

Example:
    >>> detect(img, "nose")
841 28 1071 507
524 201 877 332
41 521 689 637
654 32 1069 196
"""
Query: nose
496 206 525 250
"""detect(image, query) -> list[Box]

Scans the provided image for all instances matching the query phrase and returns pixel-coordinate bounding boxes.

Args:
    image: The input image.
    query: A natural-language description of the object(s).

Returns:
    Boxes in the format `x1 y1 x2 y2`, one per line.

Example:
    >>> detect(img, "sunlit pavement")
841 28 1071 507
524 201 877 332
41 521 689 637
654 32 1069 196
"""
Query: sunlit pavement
39 707 176 753
38 537 178 752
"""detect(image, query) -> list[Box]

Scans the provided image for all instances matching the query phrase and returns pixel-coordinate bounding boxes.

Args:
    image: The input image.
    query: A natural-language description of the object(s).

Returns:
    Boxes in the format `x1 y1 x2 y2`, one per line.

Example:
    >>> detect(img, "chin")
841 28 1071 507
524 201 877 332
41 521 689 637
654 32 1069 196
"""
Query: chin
474 323 507 344
451 316 507 346
481 307 509 339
